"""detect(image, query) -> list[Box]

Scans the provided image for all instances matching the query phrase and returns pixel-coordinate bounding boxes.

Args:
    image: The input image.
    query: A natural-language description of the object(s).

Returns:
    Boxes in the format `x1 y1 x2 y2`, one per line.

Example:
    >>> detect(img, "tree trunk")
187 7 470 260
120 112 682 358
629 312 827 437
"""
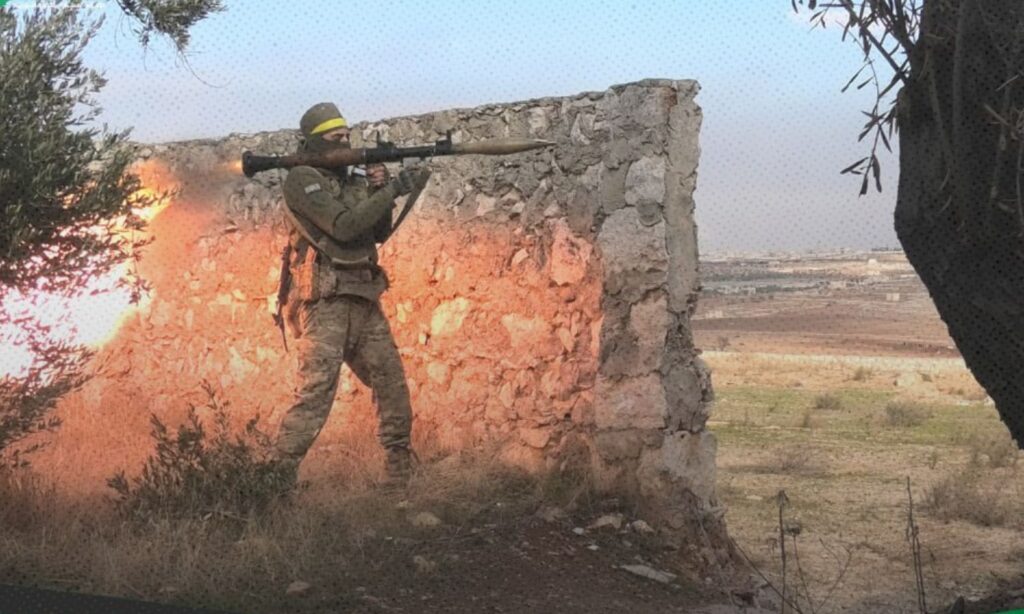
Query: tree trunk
896 0 1024 446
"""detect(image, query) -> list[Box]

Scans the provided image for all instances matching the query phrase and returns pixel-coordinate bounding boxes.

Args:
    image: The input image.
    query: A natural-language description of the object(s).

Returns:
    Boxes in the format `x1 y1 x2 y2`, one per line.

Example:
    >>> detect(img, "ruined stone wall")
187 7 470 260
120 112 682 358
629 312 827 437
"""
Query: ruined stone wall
45 81 723 554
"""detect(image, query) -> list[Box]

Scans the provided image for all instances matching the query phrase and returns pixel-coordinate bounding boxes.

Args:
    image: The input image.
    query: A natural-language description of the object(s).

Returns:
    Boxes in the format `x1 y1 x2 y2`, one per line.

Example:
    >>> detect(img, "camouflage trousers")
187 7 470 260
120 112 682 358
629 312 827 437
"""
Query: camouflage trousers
275 295 412 462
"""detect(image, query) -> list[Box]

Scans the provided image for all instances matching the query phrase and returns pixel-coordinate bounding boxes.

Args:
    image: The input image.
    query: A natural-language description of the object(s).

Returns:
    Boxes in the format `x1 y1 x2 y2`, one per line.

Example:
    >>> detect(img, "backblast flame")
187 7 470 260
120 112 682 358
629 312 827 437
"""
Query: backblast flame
0 160 178 379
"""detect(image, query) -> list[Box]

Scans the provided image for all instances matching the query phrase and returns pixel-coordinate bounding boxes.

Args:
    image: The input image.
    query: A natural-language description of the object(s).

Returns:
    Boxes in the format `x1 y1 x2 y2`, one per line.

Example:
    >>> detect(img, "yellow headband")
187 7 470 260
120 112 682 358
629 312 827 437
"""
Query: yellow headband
310 116 348 135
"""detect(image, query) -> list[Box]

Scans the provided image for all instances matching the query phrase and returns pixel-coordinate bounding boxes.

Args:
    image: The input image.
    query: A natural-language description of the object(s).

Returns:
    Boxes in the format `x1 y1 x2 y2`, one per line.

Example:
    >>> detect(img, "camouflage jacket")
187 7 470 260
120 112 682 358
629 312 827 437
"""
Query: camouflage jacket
282 165 398 303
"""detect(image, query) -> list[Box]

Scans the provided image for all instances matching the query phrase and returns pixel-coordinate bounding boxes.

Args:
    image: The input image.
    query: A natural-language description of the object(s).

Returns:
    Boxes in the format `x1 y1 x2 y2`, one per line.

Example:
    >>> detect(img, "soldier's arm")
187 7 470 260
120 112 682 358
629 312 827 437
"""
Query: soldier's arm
373 205 394 243
284 166 398 243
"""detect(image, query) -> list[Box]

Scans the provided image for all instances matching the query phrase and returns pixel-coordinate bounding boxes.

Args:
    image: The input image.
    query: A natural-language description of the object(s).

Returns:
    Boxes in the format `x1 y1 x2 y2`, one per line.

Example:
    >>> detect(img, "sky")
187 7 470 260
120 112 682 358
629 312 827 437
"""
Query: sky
36 0 902 253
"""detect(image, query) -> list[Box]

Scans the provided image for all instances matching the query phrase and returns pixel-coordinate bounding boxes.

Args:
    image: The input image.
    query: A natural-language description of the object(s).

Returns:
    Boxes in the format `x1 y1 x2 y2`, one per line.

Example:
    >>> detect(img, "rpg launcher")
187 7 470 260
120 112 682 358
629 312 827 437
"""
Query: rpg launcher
240 131 554 177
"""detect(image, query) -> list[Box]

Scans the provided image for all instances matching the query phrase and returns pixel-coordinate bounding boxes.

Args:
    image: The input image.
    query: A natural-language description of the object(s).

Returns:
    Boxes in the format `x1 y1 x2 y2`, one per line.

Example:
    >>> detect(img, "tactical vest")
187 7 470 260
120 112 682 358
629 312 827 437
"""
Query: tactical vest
283 168 391 305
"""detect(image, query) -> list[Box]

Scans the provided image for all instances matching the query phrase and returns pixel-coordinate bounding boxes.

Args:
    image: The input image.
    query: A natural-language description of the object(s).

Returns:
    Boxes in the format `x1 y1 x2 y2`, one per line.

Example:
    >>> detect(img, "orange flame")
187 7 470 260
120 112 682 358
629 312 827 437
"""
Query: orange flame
0 264 151 379
0 160 177 379
130 159 178 222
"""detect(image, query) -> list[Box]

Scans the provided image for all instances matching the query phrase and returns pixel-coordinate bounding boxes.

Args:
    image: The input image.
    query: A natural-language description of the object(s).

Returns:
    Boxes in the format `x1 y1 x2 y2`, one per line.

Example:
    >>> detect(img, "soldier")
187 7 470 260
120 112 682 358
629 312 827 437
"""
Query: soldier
273 102 430 486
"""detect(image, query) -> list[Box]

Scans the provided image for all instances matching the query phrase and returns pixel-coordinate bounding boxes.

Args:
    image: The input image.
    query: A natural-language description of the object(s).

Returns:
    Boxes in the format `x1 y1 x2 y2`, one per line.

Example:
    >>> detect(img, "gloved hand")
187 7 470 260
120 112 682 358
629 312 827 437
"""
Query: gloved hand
391 167 432 196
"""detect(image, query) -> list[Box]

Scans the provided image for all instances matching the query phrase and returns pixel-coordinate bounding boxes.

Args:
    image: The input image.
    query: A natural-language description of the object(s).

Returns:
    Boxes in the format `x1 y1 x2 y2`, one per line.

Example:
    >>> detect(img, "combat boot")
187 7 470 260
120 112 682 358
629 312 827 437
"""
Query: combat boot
384 445 412 486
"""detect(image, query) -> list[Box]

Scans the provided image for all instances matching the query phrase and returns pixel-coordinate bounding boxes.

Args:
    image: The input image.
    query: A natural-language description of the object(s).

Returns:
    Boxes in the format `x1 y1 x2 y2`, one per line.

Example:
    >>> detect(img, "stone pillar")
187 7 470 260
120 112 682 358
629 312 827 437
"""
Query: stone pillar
580 81 732 571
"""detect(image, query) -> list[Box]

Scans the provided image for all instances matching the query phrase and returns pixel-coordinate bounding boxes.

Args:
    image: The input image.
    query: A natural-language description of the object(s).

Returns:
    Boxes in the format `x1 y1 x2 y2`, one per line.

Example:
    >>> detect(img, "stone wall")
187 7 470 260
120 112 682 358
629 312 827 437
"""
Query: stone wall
44 80 728 564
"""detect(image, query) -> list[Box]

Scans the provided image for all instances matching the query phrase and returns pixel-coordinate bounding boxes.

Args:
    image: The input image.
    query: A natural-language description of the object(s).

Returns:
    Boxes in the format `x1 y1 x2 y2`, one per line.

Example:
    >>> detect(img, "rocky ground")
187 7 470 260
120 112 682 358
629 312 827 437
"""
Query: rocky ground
0 513 735 614
0 446 765 614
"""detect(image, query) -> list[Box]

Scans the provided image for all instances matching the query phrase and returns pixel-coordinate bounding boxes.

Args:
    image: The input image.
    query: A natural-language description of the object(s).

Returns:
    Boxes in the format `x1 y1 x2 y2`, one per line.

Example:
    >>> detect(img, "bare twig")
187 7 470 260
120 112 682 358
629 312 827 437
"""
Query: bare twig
986 65 1017 229
924 41 956 193
905 476 927 614
797 1 913 194
836 0 912 83
818 538 855 607
729 537 807 614
1016 120 1024 236
874 0 917 60
791 532 818 614
778 490 790 613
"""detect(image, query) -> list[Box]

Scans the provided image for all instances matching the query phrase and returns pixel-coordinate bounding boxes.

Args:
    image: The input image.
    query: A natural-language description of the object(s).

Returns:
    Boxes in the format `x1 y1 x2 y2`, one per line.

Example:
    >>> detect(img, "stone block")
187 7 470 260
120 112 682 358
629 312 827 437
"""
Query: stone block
520 427 552 449
549 219 593 286
594 429 648 461
624 156 666 208
597 209 669 285
430 298 472 337
500 313 551 353
629 292 670 373
637 430 718 505
594 374 667 430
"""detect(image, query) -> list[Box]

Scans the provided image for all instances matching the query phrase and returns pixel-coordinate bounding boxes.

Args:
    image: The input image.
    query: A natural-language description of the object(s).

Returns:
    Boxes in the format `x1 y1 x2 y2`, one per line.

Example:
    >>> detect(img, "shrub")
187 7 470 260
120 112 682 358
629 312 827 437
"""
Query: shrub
107 383 292 522
923 470 1012 527
813 393 843 410
799 408 815 429
769 446 825 475
968 430 1020 469
883 401 931 427
851 366 873 382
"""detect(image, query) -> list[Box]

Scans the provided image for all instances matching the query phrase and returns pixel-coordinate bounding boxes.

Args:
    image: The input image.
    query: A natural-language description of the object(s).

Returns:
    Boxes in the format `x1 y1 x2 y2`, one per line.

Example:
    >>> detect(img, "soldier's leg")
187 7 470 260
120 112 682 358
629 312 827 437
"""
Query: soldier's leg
275 299 351 463
348 300 413 472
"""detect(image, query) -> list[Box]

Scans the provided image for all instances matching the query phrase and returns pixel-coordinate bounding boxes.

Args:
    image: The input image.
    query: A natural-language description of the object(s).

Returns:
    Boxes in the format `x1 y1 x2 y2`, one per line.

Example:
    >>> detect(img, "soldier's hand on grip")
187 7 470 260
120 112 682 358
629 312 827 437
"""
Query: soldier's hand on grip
391 169 416 196
366 164 390 188
411 167 431 191
392 168 431 196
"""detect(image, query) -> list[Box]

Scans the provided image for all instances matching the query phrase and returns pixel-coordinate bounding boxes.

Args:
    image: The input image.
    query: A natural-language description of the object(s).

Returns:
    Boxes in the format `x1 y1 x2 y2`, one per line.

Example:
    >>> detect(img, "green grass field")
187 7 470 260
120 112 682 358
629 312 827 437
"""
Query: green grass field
707 353 1022 613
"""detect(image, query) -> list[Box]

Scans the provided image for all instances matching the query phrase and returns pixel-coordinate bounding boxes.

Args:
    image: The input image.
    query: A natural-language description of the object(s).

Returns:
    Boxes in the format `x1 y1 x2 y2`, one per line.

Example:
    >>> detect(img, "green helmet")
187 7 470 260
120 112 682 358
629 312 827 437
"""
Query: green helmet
299 102 348 138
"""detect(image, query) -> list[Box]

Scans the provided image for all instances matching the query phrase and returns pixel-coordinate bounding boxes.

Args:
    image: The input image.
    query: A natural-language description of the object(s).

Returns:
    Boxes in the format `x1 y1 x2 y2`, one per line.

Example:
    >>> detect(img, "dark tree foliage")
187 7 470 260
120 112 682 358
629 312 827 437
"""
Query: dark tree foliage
115 0 224 51
797 1 1024 446
0 7 149 298
0 342 91 469
0 1 222 464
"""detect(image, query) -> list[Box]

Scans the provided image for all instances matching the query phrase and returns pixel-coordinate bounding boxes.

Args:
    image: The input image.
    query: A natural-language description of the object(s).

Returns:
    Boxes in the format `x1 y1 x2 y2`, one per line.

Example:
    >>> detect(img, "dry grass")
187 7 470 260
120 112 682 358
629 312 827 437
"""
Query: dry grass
882 401 932 428
0 383 607 613
0 469 56 533
0 448 600 613
767 446 827 476
922 468 1015 528
799 408 815 429
967 430 1020 469
850 366 874 382
813 393 843 410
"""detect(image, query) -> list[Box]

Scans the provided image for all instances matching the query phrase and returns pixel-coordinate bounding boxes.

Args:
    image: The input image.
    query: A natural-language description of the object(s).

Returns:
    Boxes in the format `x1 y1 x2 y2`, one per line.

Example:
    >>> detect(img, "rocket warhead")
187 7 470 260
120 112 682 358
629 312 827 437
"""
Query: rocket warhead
451 138 556 156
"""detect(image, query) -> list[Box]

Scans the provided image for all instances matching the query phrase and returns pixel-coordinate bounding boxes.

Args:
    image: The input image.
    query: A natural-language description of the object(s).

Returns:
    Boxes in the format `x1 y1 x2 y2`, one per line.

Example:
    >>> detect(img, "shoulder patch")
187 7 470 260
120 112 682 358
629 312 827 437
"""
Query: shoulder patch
304 183 322 195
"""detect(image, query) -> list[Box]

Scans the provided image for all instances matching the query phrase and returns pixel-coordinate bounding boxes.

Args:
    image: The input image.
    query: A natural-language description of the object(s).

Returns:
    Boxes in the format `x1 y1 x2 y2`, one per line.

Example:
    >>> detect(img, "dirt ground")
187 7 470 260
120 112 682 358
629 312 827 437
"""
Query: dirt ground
693 252 1024 613
0 455 749 614
255 512 713 614
694 251 956 359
